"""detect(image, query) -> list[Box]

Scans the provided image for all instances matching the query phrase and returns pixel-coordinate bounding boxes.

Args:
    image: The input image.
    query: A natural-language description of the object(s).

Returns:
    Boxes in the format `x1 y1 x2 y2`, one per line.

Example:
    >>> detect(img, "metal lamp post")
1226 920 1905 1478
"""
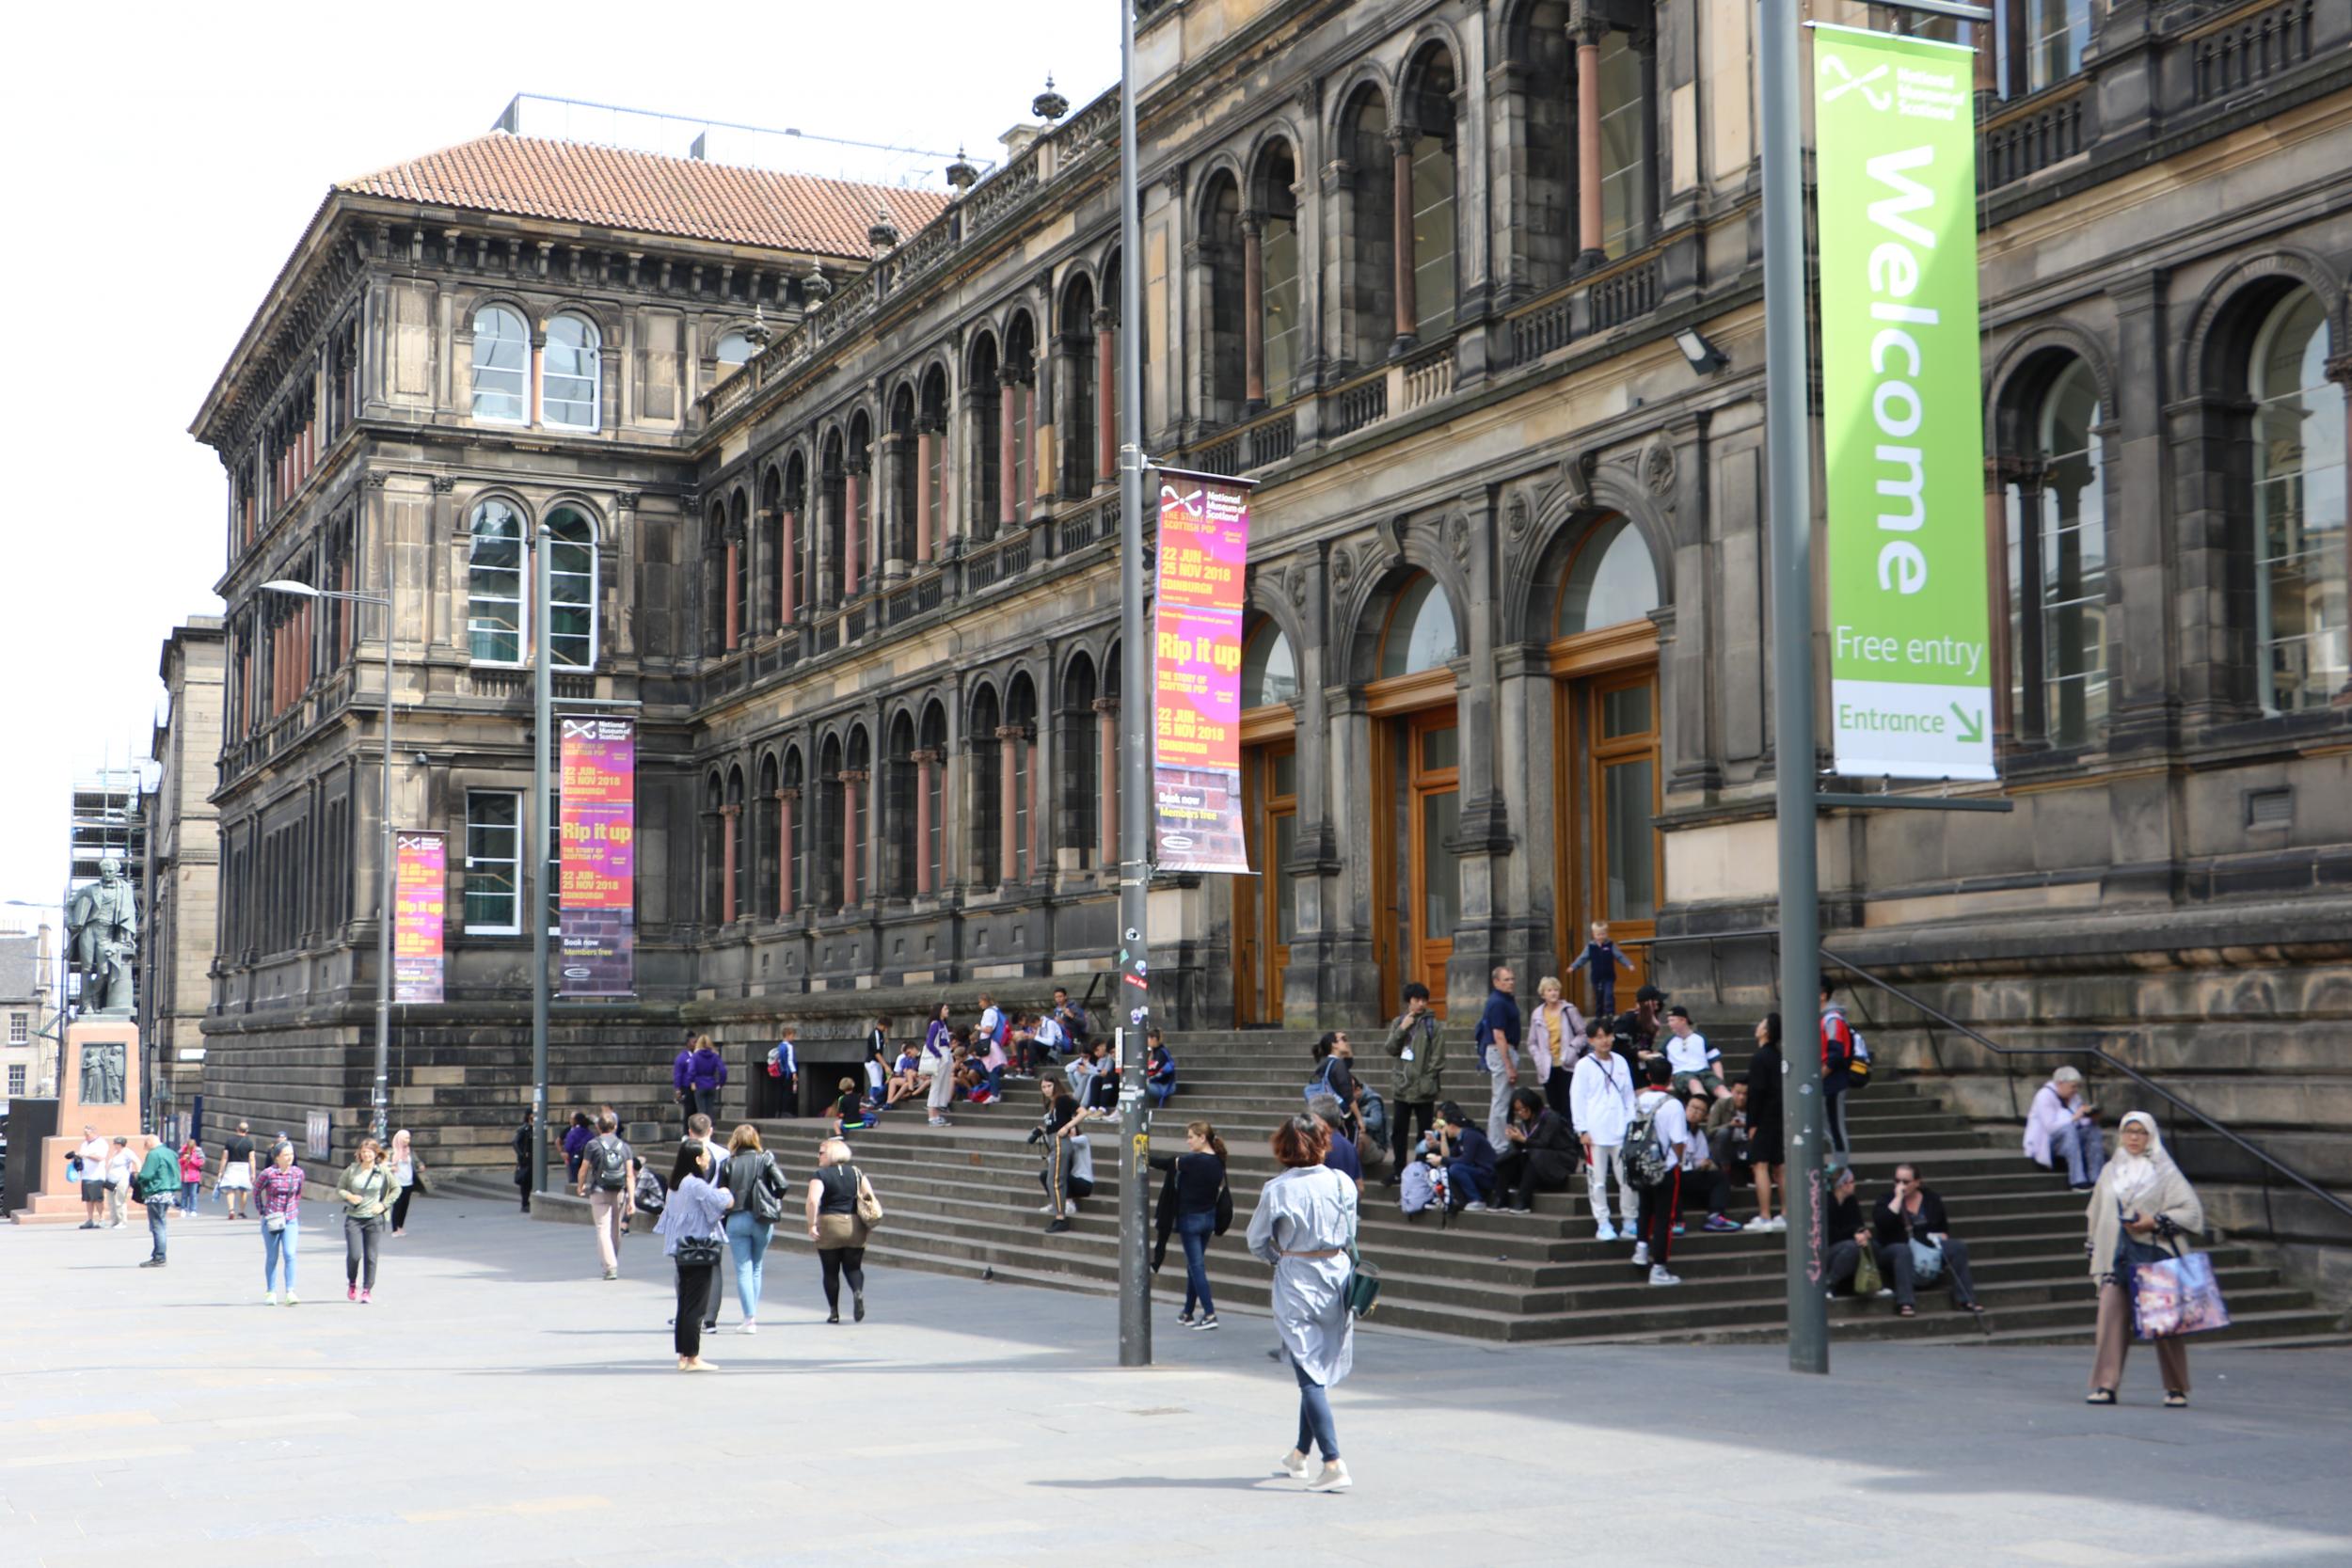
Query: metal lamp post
262 578 395 1144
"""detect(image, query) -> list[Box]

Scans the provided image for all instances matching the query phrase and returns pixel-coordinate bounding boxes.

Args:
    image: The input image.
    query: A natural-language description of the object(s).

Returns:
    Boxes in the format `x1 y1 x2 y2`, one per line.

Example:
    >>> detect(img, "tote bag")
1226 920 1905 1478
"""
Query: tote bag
2130 1250 2232 1340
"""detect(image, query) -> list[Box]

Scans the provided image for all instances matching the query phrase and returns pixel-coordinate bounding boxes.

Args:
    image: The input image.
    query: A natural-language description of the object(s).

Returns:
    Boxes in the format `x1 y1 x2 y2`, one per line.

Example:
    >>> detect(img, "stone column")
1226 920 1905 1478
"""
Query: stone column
723 533 741 651
1451 490 1516 999
915 428 938 562
1574 20 1608 270
840 769 866 911
1388 127 1419 352
779 504 797 624
1241 212 1267 408
998 369 1021 534
845 462 867 597
2010 459 2050 741
1493 641 1558 969
879 432 908 578
1094 309 1118 487
777 786 797 915
1984 459 2015 747
1093 698 1120 869
720 802 740 924
997 725 1023 883
913 751 937 895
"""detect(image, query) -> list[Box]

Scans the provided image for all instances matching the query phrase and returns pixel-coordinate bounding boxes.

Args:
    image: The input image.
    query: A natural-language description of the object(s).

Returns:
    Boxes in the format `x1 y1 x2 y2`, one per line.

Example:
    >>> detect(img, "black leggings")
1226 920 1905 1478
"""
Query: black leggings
344 1215 382 1288
818 1246 866 1314
390 1187 414 1229
675 1260 714 1356
1390 1101 1436 1169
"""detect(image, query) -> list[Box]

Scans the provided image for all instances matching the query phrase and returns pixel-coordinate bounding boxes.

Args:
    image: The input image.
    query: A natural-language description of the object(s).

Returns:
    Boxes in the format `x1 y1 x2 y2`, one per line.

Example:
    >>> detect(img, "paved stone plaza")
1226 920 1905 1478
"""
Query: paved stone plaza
4 1196 2348 1567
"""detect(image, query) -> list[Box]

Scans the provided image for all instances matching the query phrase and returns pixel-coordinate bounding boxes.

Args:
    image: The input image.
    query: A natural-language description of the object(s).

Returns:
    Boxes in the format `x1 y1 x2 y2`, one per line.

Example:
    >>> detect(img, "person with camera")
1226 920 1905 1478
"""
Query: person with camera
1031 1073 1091 1234
1421 1101 1499 1213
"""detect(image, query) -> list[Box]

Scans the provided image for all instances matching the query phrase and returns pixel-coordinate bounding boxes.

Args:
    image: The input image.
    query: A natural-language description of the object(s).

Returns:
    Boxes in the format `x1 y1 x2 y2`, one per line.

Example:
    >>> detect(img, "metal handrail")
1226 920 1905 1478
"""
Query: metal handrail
1629 927 2352 1230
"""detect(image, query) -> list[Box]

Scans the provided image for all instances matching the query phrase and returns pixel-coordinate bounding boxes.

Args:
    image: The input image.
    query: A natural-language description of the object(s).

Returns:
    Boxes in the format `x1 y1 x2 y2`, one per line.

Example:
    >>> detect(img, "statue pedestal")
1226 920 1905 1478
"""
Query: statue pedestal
11 1020 143 1226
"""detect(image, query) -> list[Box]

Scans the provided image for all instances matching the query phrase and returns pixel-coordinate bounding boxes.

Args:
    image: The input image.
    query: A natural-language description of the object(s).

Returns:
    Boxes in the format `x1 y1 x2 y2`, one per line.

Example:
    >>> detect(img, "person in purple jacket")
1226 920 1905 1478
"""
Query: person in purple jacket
684 1036 728 1124
672 1038 698 1134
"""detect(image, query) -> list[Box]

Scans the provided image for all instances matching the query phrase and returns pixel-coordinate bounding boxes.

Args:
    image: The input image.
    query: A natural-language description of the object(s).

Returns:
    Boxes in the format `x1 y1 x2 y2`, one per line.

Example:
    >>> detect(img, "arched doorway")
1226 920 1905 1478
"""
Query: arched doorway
1367 574 1462 1015
1549 515 1662 1006
1233 617 1299 1024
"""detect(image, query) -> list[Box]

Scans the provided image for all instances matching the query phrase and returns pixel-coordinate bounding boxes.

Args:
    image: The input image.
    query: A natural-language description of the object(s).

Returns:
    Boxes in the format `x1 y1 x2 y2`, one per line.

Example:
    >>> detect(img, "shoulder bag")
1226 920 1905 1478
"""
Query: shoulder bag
1343 1189 1380 1319
853 1166 886 1230
673 1193 724 1267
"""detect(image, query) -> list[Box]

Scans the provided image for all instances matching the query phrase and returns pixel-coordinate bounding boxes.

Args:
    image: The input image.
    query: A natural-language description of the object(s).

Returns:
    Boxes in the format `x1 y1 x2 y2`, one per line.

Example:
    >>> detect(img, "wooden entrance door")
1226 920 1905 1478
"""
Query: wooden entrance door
1233 741 1297 1025
1406 710 1460 1014
1582 671 1661 996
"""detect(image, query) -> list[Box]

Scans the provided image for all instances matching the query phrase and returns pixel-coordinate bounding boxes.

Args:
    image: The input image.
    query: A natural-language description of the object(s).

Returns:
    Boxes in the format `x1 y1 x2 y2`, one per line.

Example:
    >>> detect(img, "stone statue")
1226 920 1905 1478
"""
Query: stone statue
79 1041 127 1105
68 856 137 1016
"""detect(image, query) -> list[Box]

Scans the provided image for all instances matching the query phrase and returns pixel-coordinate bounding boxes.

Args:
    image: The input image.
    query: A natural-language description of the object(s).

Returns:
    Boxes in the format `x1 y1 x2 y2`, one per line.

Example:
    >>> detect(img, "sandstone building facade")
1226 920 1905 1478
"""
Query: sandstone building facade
192 0 2349 1275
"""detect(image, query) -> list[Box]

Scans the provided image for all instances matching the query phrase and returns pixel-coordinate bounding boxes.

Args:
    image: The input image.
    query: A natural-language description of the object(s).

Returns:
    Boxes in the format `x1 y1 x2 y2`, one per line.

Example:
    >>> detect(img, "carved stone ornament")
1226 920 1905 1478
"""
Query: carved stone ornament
1448 513 1471 566
1287 562 1311 610
1505 488 1533 543
1330 544 1356 594
1642 437 1677 498
429 474 457 494
365 471 391 489
1561 450 1595 511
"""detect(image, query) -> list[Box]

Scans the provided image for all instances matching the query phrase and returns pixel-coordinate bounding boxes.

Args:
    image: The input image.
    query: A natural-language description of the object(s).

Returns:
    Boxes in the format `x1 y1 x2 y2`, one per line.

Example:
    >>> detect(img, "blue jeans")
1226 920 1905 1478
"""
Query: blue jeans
2051 1120 2102 1186
1293 1359 1340 1462
264 1216 298 1292
146 1199 170 1260
1446 1159 1495 1208
181 1180 200 1210
1148 1078 1176 1107
1175 1210 1216 1316
726 1211 772 1321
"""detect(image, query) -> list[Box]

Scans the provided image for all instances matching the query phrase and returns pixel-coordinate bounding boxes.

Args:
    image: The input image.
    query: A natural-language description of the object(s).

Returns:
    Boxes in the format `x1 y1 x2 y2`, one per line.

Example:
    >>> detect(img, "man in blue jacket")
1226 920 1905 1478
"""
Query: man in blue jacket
1429 1101 1500 1213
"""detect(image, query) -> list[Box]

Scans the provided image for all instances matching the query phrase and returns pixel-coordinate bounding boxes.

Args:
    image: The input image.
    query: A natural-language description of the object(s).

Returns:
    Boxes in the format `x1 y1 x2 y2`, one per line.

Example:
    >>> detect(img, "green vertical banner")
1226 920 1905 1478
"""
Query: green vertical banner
1814 24 1994 781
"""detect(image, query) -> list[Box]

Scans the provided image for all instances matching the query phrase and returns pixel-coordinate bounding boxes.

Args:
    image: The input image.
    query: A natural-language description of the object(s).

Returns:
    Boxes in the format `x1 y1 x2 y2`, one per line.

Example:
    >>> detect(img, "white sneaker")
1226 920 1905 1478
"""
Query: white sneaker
1630 1243 1651 1266
1463 1201 1487 1213
739 1321 758 1336
1308 1460 1353 1493
1767 1215 1788 1231
1278 1449 1310 1480
1743 1215 1774 1231
1649 1266 1682 1286
263 1291 278 1306
1595 1223 1618 1243
282 1293 300 1307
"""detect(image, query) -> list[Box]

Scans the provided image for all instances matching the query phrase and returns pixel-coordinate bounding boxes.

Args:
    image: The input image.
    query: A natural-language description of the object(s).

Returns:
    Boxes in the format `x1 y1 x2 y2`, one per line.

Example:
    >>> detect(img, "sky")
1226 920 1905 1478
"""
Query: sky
0 0 1120 936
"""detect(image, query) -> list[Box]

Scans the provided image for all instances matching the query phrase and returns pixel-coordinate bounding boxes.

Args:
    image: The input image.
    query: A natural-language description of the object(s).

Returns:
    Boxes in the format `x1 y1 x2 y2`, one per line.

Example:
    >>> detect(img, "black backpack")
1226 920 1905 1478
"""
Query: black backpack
587 1136 630 1192
633 1165 668 1213
1621 1099 1671 1188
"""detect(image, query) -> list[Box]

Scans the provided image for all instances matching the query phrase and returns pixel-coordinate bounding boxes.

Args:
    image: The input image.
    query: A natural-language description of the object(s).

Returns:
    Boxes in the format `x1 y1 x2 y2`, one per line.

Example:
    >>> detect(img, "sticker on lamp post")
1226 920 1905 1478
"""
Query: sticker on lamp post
1814 24 1995 782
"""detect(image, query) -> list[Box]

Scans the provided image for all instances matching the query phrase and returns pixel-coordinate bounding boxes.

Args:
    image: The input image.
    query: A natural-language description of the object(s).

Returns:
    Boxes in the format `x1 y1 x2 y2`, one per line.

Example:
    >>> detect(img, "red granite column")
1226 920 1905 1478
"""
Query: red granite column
1576 23 1607 267
1094 698 1119 869
1094 311 1118 484
1389 129 1418 342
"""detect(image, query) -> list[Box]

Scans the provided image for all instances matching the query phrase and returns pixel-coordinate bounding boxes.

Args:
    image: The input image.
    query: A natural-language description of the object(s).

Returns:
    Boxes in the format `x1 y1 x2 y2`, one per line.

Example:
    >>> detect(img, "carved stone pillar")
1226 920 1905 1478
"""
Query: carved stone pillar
720 802 740 924
839 768 867 910
1574 20 1608 270
776 786 797 915
845 462 867 597
1241 212 1267 408
1093 698 1120 869
1387 127 1419 352
1093 309 1118 486
998 368 1021 533
915 428 938 562
912 751 938 895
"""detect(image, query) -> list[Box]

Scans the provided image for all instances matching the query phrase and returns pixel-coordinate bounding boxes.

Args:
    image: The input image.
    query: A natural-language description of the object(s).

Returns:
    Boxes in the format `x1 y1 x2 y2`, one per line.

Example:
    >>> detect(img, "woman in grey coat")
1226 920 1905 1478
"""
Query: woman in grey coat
1247 1113 1359 1493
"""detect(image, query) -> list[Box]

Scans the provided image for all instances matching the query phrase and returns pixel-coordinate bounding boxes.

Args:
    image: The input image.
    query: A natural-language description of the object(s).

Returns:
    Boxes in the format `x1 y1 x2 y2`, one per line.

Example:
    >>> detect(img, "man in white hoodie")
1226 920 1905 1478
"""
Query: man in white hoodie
1569 1014 1638 1242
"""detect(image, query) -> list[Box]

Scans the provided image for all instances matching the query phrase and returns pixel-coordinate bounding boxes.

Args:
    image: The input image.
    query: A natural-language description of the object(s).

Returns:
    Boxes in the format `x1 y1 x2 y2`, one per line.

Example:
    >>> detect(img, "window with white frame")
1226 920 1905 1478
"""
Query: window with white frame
470 306 529 423
464 790 522 932
468 500 526 663
8 1065 24 1095
8 1010 25 1044
2251 288 2348 713
546 506 597 668
544 314 601 430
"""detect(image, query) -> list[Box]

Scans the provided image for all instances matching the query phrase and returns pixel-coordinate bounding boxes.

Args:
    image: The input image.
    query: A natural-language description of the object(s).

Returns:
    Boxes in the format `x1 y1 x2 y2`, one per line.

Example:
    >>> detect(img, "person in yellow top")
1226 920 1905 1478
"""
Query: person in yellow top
335 1137 400 1304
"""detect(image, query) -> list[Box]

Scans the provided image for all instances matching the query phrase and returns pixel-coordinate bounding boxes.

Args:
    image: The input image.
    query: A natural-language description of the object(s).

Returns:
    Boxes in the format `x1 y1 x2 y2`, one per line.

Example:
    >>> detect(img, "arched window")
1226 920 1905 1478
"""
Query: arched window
714 330 755 377
1404 46 1459 340
1557 516 1661 636
1005 314 1037 516
845 726 871 907
1342 87 1395 366
1006 676 1039 882
701 772 725 927
920 703 948 895
1380 575 1461 678
885 713 918 901
816 735 845 910
781 747 805 915
969 334 1002 539
1062 655 1099 864
470 306 528 423
1200 173 1246 423
1596 34 1651 261
890 387 919 562
969 684 1001 889
755 752 780 917
467 499 525 663
1062 277 1099 495
2251 288 2347 713
2005 361 2107 743
920 369 949 558
544 315 600 431
2023 0 2092 94
1242 619 1299 709
1255 144 1303 406
546 506 597 669
820 431 847 609
848 412 873 596
725 766 748 923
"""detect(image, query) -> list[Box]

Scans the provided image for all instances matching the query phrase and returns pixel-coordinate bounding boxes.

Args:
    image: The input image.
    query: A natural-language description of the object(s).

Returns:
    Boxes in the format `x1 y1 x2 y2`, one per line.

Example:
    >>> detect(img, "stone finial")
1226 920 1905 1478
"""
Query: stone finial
1032 74 1069 122
946 146 980 194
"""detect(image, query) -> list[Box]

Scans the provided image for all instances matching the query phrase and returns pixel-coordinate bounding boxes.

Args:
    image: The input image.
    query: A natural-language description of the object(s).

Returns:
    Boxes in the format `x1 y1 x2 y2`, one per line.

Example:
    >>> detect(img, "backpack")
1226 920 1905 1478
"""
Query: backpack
1302 1056 1340 1106
1621 1099 1672 1188
633 1166 668 1213
1847 1030 1873 1087
586 1136 630 1192
1399 1160 1438 1215
1359 1086 1390 1148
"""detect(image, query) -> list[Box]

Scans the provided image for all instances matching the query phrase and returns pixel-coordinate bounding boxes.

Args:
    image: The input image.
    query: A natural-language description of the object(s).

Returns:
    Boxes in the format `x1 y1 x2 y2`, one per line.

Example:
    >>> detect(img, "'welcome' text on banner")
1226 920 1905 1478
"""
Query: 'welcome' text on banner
390 830 446 1005
1152 468 1253 873
559 717 637 997
1814 24 1996 781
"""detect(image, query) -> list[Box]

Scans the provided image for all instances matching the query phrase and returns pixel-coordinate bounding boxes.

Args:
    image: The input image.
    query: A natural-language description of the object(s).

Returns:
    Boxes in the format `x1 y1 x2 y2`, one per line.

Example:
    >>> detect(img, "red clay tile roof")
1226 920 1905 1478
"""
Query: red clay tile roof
336 132 948 259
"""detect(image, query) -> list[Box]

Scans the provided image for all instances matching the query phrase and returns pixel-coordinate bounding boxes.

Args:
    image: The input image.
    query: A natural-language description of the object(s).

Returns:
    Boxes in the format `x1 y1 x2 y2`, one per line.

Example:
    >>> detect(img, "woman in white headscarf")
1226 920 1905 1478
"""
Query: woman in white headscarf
2084 1111 2202 1408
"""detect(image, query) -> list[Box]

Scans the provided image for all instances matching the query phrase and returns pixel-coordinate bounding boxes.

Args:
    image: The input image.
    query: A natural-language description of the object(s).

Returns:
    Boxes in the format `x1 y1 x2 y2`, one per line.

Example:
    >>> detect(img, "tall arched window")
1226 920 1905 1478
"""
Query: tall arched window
1557 515 1661 635
781 747 805 915
544 315 600 430
1342 87 1395 367
1243 619 1300 708
969 334 1002 539
470 306 528 423
1200 173 1246 423
701 772 725 927
1062 655 1099 864
1596 33 1650 261
885 713 918 900
2251 288 2348 713
1062 278 1099 495
2006 361 2107 742
920 703 948 895
1380 574 1461 678
1006 676 1038 882
1256 144 1303 405
546 505 597 669
845 726 871 907
1005 314 1037 516
1405 46 1459 340
816 735 845 910
755 752 780 917
467 499 525 663
969 684 1001 889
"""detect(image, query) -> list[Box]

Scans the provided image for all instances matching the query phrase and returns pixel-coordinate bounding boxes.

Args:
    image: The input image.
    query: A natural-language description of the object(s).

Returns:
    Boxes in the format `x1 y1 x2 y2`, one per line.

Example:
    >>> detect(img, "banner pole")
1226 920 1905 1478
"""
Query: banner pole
531 522 552 1199
1115 0 1153 1371
1761 0 1829 1376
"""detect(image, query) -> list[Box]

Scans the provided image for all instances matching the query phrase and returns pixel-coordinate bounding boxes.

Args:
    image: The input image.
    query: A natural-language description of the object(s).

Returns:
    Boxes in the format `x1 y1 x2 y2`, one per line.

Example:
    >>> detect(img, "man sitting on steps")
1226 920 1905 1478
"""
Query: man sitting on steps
1424 1101 1499 1213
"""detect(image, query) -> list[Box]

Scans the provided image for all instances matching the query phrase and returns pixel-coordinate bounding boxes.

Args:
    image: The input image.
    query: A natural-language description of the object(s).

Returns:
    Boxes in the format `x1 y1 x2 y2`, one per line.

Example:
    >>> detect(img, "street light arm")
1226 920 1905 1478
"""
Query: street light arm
261 578 388 607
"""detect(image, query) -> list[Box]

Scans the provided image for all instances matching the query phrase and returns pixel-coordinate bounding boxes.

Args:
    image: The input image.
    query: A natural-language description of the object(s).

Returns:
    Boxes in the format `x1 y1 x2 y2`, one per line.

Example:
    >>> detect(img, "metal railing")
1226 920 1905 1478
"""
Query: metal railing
1633 926 2352 1236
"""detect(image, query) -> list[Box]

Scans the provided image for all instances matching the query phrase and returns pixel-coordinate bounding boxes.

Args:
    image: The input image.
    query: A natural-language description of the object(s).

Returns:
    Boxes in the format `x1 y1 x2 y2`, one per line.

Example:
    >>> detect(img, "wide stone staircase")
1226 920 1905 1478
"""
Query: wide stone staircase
755 1029 2351 1346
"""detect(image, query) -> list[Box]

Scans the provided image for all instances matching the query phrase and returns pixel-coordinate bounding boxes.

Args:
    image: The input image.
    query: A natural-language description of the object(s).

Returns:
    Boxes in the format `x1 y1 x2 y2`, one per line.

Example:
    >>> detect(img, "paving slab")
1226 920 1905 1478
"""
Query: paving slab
3 1193 2347 1567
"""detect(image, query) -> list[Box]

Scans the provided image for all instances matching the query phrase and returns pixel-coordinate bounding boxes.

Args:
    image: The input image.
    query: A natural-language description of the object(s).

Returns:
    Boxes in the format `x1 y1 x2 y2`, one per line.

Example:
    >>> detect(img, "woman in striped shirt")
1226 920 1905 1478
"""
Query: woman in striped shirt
254 1144 305 1306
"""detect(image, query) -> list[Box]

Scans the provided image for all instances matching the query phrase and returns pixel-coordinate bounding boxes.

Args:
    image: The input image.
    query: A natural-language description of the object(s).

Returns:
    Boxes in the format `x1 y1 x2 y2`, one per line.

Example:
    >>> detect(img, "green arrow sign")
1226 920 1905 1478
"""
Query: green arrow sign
1814 24 1996 782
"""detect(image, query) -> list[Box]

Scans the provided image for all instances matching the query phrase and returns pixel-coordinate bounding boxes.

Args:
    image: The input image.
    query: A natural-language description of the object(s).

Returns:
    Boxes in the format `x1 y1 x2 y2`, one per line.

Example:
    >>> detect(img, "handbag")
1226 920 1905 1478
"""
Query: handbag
263 1212 287 1234
853 1167 885 1230
1908 1237 1945 1284
2130 1249 2231 1340
675 1231 724 1268
1343 1212 1381 1319
1852 1243 1883 1297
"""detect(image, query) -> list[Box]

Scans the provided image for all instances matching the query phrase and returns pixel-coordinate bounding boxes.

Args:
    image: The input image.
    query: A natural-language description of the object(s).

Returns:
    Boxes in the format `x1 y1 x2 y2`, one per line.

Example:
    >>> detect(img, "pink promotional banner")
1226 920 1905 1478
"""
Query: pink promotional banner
390 830 446 1005
559 717 637 997
1152 467 1254 873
